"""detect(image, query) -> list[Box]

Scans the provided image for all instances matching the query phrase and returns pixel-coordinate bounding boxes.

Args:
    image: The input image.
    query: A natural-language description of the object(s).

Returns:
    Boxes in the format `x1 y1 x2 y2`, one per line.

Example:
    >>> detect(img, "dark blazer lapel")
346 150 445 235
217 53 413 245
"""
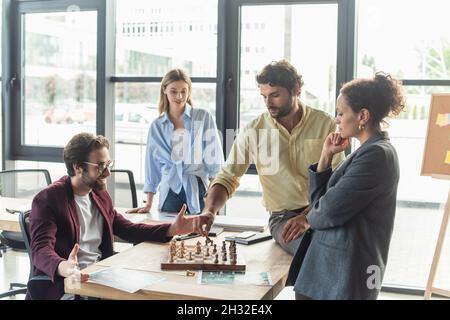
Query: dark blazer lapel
328 132 389 187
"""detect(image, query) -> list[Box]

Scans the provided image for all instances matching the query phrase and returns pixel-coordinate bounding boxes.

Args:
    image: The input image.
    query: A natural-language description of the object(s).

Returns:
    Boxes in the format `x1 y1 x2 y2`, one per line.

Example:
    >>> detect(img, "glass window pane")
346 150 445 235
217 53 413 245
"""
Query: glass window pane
115 0 218 77
381 86 450 289
23 11 97 147
225 174 268 220
15 160 67 183
0 0 2 76
191 83 216 121
0 0 2 167
114 82 216 205
356 0 450 79
239 4 338 128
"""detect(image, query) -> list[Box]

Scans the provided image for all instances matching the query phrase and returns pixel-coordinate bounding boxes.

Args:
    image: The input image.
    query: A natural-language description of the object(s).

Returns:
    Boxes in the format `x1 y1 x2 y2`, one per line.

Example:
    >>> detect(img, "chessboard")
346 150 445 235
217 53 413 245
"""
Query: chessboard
161 238 246 271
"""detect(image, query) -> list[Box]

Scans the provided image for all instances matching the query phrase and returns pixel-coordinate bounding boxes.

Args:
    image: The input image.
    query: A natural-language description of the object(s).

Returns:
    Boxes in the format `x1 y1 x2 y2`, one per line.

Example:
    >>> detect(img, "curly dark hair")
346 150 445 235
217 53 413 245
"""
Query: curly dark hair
340 72 406 125
256 60 304 92
63 133 110 176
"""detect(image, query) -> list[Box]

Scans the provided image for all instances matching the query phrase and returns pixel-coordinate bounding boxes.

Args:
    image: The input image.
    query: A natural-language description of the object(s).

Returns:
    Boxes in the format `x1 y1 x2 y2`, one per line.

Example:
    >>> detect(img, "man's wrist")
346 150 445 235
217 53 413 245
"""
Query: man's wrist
58 260 69 278
167 223 176 237
203 209 216 216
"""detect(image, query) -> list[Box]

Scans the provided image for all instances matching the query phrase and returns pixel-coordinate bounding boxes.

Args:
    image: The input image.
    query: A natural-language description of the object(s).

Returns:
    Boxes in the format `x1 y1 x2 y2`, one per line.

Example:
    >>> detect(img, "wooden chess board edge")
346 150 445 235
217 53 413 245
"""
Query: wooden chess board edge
160 262 246 271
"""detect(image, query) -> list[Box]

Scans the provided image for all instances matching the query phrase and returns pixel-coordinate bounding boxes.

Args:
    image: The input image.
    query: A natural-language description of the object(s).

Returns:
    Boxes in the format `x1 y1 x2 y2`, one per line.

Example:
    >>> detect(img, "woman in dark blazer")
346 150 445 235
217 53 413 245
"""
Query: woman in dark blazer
290 72 406 300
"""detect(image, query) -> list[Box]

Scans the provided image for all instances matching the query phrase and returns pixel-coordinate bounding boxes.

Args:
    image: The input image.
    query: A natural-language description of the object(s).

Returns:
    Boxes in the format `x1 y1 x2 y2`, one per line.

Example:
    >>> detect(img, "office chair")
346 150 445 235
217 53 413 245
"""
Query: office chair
110 169 138 208
16 210 52 300
0 169 51 299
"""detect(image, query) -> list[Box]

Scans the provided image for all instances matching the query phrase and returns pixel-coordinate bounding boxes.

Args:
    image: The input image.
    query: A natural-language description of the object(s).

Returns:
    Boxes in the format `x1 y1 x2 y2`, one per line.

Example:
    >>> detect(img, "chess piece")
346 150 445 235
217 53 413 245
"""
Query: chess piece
222 252 227 262
214 254 219 264
205 247 210 257
222 241 226 253
196 242 201 254
212 244 217 255
188 252 193 260
180 240 185 249
169 253 175 263
186 270 196 277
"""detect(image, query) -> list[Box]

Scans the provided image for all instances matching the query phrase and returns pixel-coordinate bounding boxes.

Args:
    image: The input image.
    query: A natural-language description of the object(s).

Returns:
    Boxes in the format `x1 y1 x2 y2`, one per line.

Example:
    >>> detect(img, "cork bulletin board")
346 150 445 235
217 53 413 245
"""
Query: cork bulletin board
421 94 450 178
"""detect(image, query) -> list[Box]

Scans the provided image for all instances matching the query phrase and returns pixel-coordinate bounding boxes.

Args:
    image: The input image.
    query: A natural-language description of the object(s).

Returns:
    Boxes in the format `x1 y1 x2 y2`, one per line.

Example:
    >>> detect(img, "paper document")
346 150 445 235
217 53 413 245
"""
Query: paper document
88 267 165 293
198 271 272 286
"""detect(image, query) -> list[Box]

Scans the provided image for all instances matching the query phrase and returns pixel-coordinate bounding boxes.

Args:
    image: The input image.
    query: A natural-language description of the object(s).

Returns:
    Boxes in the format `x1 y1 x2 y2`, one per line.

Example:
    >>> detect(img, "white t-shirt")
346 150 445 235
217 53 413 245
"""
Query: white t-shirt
74 194 104 270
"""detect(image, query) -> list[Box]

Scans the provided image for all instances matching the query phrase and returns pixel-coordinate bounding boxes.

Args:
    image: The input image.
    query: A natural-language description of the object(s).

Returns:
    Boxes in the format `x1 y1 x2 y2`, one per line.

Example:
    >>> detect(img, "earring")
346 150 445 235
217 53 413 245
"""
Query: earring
358 124 365 131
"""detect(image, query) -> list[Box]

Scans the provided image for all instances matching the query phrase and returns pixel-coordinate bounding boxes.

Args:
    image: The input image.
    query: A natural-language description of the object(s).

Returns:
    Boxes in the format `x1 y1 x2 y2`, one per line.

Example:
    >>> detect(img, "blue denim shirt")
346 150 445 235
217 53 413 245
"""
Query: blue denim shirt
144 104 224 213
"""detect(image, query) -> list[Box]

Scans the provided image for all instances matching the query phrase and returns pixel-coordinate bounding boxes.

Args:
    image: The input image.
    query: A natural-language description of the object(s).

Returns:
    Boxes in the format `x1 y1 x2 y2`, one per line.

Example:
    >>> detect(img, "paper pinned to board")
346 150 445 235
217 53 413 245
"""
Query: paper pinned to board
435 113 450 127
88 266 165 293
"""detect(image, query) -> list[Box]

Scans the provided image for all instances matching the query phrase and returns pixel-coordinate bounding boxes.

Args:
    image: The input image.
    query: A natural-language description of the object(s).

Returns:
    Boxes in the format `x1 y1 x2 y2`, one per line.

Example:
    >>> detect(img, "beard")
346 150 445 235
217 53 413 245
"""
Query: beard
81 171 107 191
268 95 294 119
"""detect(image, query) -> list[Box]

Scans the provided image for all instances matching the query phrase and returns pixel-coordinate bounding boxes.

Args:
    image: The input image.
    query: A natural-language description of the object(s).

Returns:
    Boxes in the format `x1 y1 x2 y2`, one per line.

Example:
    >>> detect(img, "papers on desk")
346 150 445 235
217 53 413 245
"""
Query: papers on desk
88 267 165 293
212 216 267 232
198 271 272 286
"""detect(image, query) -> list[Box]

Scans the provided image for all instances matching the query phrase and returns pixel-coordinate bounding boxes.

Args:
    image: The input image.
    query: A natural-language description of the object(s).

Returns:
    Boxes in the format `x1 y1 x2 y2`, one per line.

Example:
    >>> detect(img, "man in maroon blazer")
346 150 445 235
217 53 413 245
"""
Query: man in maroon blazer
29 132 204 299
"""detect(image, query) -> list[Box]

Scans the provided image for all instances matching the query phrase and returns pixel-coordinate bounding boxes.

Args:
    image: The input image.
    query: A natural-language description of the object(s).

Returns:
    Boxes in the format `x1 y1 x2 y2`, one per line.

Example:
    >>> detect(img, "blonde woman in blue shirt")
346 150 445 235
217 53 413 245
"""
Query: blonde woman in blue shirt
127 69 224 214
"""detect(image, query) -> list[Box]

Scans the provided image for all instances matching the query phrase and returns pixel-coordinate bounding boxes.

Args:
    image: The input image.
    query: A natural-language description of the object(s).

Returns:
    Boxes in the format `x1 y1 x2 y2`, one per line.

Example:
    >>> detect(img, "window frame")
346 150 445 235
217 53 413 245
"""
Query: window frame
4 0 111 163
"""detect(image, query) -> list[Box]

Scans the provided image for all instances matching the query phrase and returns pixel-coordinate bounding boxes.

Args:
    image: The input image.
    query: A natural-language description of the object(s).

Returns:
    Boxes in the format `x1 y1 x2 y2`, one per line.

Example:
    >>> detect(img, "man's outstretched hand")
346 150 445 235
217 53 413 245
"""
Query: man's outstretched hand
57 243 89 282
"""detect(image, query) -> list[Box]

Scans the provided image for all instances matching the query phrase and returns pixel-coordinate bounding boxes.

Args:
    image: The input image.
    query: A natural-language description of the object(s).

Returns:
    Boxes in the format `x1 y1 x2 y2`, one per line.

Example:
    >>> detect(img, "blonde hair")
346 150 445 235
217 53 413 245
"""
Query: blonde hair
158 69 193 114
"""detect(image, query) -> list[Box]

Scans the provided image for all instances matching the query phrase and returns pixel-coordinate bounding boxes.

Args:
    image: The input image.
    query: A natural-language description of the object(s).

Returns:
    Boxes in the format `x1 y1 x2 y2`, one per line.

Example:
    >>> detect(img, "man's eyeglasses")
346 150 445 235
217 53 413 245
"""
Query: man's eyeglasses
83 160 114 173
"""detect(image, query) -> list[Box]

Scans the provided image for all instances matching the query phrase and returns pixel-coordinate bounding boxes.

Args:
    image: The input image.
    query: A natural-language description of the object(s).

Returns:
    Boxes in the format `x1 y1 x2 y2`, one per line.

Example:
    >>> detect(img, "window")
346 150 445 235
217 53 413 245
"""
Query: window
23 11 97 147
6 0 106 163
0 0 3 168
113 0 219 207
230 3 339 220
115 0 218 77
356 0 450 290
357 0 450 80
239 4 338 129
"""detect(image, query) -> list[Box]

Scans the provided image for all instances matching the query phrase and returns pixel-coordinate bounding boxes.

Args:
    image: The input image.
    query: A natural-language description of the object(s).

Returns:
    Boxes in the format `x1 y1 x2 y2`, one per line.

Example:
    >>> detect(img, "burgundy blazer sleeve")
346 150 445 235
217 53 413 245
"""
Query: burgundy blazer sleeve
29 192 66 283
112 210 172 243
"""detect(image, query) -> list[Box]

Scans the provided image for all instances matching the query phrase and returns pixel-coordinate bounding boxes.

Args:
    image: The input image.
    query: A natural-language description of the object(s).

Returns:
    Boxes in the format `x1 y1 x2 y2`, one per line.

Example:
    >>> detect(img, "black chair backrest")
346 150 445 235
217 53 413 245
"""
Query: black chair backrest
20 210 53 300
19 210 34 280
110 169 138 208
0 169 51 199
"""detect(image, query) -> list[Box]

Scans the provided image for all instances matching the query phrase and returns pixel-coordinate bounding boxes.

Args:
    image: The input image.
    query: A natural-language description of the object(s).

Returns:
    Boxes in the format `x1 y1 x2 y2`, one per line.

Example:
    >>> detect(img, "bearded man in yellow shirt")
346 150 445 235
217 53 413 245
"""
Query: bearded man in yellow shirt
196 60 344 255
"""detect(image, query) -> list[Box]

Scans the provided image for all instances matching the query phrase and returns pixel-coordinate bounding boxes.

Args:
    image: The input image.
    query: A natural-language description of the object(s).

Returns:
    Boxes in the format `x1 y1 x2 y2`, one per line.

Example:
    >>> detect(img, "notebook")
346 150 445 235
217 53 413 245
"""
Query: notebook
225 232 273 245
212 216 267 232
